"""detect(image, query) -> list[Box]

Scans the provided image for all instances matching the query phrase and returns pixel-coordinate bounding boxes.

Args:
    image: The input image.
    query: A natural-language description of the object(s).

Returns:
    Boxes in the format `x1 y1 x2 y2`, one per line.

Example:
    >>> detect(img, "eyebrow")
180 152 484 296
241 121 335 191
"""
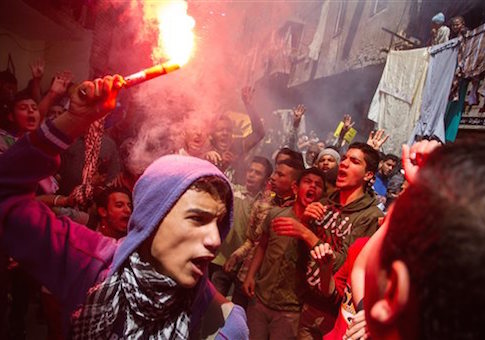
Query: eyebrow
349 156 362 163
186 208 224 219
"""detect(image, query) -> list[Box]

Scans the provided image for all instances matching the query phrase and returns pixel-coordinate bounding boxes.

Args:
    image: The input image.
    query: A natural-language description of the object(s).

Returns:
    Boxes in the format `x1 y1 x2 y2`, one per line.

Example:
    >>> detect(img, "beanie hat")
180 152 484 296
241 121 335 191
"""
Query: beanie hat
432 12 445 24
317 148 341 165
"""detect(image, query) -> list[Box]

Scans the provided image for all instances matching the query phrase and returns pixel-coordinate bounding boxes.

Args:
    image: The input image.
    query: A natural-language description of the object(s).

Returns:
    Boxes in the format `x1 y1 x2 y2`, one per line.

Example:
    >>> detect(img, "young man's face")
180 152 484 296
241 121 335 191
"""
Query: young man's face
451 18 464 34
318 154 338 172
380 159 397 178
336 148 372 190
48 105 66 119
212 119 233 152
9 99 40 133
270 163 295 197
149 189 226 288
305 148 319 166
296 173 324 207
184 119 208 156
245 162 267 194
99 192 132 234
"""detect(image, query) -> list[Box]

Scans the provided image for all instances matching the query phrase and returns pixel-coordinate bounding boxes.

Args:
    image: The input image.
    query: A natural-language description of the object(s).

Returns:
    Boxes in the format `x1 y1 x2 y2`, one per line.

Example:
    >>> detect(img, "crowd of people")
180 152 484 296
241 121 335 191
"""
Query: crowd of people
0 29 484 340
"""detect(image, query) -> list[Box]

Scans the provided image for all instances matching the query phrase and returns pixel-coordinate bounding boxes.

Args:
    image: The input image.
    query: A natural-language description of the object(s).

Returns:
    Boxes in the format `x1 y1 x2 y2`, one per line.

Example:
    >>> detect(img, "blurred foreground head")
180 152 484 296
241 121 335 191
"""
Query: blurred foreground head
365 140 485 339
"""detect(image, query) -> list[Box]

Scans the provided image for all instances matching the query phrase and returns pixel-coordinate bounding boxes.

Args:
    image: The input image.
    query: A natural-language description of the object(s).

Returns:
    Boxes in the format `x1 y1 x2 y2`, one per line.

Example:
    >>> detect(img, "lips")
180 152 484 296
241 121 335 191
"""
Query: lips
337 169 347 180
191 255 214 276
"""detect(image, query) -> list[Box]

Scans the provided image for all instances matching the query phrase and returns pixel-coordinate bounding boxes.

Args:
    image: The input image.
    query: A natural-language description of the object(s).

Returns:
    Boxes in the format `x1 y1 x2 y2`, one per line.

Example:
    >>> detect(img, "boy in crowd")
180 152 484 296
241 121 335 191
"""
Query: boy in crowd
271 143 383 338
94 186 132 240
0 75 248 338
243 167 325 339
211 156 272 305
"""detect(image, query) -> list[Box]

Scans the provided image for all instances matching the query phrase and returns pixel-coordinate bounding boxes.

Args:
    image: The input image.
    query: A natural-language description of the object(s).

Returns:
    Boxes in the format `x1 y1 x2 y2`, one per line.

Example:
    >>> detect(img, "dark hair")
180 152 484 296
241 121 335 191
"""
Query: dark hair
276 158 304 181
297 167 325 185
382 153 399 163
0 70 17 85
380 140 485 339
7 91 36 114
189 176 232 205
276 147 304 169
95 186 132 209
252 156 273 179
451 16 465 24
348 142 380 174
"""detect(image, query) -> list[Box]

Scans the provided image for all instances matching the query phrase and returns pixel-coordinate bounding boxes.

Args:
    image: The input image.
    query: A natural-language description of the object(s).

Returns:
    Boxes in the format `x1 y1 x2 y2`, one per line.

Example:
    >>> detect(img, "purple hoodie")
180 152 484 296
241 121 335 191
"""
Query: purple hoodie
0 120 247 339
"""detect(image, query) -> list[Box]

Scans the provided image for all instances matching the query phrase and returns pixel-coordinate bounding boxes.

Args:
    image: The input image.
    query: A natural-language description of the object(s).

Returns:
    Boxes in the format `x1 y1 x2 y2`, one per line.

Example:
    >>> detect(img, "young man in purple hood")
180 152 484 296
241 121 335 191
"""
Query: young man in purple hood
0 75 248 339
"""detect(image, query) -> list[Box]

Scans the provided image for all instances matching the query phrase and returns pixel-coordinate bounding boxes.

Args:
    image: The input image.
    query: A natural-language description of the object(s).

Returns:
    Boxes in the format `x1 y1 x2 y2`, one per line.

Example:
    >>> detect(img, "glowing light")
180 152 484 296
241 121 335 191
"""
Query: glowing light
143 0 195 66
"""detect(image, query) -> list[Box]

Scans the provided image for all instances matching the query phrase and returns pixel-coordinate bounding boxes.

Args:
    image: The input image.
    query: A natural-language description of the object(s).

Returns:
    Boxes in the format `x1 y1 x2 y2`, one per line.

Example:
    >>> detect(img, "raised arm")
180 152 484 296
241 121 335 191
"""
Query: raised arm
0 74 124 313
288 104 305 150
241 86 265 153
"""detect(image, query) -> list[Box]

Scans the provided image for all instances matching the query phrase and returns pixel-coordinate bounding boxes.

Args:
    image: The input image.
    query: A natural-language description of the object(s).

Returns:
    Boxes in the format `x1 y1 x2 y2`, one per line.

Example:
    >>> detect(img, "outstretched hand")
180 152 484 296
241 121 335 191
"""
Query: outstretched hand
342 114 355 132
50 71 73 96
367 129 389 150
402 140 441 184
30 59 45 79
292 104 306 126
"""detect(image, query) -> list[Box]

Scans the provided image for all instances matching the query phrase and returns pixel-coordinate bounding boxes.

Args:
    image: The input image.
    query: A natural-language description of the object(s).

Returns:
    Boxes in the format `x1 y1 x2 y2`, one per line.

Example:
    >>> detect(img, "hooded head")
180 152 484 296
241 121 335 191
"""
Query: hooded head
109 154 234 285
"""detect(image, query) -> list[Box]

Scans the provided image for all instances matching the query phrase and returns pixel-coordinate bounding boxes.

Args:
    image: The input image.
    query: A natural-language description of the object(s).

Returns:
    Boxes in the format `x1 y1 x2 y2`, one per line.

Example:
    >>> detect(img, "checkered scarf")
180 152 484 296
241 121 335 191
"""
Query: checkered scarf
71 118 104 208
71 252 192 339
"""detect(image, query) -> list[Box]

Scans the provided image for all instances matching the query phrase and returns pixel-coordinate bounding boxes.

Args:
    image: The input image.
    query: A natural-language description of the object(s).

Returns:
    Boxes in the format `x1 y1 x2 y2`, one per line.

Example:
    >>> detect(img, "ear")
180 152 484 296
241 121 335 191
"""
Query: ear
364 171 374 182
97 206 108 218
291 180 298 196
369 260 410 325
7 112 14 123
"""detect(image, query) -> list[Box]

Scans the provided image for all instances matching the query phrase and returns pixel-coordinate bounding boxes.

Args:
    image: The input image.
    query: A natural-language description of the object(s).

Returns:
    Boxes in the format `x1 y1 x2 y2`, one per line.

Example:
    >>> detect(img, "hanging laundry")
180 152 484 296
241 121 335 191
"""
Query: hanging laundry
445 80 469 142
458 23 485 78
368 48 429 155
410 38 459 144
449 23 485 101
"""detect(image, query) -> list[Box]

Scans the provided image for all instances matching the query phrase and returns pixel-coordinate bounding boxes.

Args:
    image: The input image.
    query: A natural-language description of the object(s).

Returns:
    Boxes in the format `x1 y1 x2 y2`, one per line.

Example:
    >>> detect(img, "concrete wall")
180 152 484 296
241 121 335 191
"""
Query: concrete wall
0 1 92 92
289 0 414 87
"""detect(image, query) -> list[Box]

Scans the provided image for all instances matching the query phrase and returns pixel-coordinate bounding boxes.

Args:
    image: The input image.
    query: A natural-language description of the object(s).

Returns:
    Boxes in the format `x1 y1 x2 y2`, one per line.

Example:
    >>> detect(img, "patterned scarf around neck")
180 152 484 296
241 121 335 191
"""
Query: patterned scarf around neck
71 252 193 339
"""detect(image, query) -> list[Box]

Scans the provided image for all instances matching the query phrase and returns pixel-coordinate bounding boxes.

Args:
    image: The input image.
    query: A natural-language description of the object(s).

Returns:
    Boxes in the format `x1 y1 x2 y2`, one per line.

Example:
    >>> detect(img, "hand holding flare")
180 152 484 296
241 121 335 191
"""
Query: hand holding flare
79 61 180 98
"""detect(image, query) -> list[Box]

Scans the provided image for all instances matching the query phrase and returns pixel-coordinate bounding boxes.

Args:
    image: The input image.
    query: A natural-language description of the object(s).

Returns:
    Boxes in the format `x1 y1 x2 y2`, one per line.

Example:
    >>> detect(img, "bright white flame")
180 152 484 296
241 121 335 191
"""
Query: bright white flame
143 0 195 66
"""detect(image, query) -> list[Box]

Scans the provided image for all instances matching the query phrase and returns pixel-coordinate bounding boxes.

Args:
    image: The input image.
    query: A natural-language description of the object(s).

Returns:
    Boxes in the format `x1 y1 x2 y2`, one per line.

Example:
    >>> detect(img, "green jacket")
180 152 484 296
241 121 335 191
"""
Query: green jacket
316 191 383 271
255 206 304 312
303 191 383 309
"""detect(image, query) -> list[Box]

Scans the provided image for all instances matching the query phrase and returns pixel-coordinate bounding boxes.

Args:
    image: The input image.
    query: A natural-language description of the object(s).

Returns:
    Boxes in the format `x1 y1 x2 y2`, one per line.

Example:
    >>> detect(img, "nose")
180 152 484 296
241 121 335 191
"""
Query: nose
204 221 221 252
270 171 277 181
123 204 132 214
340 158 349 168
